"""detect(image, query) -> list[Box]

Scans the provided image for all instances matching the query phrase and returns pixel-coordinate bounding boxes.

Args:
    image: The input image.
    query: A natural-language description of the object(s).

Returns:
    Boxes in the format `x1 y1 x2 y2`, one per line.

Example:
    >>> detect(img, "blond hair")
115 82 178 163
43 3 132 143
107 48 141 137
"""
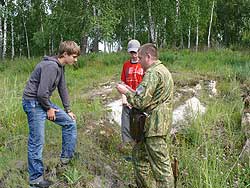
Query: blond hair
58 41 80 57
138 43 158 60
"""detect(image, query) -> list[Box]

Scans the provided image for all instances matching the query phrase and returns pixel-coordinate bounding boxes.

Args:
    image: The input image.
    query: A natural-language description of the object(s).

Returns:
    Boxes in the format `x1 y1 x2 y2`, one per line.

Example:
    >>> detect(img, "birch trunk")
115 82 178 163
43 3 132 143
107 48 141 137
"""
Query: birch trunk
23 17 30 58
60 34 63 42
11 17 14 60
18 34 22 57
41 17 46 55
81 35 88 55
195 6 199 52
161 17 167 48
81 0 89 55
174 0 180 48
49 34 54 55
49 35 51 55
180 33 184 48
92 5 99 52
176 0 180 21
108 43 111 53
2 3 7 59
188 24 191 49
104 41 106 53
208 1 215 49
0 11 2 59
133 0 136 39
147 0 156 43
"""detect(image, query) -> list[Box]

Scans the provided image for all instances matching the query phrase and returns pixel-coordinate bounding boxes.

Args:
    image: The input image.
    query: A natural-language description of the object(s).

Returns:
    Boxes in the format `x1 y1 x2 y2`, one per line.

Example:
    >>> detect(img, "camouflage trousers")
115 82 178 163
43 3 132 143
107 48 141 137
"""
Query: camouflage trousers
132 136 174 188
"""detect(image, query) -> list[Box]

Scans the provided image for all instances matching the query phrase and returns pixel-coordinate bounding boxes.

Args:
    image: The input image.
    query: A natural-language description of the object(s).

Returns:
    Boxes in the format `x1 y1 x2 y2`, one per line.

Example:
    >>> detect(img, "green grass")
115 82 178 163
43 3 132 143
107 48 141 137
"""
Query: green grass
0 50 250 187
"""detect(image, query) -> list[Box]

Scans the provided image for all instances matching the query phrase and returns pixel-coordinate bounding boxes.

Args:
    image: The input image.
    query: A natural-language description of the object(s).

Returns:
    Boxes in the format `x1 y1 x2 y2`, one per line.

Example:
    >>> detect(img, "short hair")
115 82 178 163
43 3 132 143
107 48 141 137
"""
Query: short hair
58 41 80 57
138 43 158 60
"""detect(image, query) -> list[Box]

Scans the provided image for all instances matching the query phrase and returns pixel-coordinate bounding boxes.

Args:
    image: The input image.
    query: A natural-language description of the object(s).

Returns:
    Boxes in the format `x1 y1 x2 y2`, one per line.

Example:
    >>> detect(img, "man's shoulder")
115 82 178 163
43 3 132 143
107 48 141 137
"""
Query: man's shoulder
36 61 59 75
40 58 59 68
154 63 170 74
146 64 172 80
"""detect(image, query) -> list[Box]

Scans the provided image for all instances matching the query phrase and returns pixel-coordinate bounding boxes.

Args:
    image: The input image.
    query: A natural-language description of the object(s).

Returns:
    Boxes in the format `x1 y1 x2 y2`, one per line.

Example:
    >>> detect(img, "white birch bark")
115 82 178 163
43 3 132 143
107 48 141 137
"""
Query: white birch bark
23 17 30 58
49 34 54 55
147 0 156 43
2 0 7 59
174 0 180 47
162 17 167 48
104 41 106 53
208 1 215 49
41 16 46 55
18 34 22 57
188 24 191 49
108 43 111 53
92 5 99 52
195 6 199 52
60 34 63 42
0 9 2 58
49 35 51 55
11 17 14 60
133 0 136 39
176 0 180 19
3 16 7 59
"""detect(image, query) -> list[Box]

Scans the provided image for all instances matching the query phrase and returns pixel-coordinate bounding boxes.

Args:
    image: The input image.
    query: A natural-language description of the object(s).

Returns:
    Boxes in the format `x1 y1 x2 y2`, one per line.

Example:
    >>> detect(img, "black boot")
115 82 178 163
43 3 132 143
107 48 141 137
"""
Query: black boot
30 180 53 188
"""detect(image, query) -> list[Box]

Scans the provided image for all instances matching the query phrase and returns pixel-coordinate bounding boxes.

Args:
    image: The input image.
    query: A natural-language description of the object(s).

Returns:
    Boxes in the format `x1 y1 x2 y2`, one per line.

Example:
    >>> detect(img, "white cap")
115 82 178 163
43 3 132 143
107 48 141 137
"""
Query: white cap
127 39 140 52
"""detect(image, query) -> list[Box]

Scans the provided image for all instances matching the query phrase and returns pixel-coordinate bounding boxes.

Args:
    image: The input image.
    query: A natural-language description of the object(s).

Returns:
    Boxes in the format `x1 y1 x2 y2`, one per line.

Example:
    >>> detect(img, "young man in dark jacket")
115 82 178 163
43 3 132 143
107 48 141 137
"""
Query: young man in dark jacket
22 41 80 188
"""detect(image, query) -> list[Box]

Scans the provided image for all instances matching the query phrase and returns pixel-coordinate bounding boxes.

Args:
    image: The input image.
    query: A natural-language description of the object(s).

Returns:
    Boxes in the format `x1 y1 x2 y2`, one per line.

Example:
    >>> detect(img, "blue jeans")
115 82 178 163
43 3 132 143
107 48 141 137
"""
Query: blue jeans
121 105 133 143
22 99 77 182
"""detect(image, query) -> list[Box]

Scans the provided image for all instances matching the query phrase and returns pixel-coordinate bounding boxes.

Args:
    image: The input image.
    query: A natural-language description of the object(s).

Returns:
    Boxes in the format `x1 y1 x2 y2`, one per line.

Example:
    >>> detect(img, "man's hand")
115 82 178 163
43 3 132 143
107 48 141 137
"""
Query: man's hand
47 108 59 121
125 85 136 93
116 83 129 94
122 94 132 109
67 112 76 121
122 94 128 104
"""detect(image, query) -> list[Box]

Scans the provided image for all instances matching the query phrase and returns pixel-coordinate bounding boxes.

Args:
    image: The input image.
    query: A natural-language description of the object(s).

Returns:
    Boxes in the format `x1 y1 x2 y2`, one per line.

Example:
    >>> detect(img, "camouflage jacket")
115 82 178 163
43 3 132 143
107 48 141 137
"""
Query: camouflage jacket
126 60 174 137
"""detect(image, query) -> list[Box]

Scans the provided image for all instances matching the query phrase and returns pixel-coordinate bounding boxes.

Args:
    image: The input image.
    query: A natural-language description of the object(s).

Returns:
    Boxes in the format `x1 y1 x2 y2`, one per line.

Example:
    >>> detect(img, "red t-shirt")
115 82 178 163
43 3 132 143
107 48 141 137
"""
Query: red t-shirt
121 60 144 90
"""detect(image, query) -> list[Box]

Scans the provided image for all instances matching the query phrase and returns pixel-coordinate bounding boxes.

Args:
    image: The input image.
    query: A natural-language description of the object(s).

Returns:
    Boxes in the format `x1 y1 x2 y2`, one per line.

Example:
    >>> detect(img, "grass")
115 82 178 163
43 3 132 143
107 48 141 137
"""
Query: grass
0 49 250 187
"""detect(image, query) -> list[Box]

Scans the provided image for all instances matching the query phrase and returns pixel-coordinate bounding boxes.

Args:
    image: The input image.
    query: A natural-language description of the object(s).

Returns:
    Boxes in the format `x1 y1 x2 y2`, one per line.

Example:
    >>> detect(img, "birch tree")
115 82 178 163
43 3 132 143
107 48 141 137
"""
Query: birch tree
9 1 16 60
81 0 90 55
195 5 200 52
132 0 136 39
174 0 180 48
180 0 197 49
16 0 31 58
208 1 215 48
146 0 156 43
11 17 14 59
0 4 2 59
2 0 7 59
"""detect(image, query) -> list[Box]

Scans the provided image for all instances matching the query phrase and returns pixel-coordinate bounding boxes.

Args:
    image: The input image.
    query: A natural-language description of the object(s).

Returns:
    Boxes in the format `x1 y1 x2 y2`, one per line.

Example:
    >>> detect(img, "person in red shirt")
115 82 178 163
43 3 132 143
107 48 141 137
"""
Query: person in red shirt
119 39 144 151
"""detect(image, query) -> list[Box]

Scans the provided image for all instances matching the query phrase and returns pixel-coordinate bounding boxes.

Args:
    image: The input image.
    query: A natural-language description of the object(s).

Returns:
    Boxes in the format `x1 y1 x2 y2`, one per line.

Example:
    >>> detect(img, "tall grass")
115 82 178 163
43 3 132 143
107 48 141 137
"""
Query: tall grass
0 50 249 187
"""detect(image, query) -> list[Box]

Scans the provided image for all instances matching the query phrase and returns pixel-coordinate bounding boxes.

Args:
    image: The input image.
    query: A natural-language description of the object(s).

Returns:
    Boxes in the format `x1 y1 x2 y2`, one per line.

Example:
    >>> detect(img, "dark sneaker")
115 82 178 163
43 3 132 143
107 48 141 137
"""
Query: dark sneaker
128 183 138 188
30 179 53 188
60 157 71 165
123 156 133 162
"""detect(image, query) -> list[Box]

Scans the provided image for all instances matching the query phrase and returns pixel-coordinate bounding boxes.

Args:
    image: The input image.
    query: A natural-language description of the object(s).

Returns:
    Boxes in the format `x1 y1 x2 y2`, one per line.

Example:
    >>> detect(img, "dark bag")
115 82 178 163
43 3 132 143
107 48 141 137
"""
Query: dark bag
130 108 147 142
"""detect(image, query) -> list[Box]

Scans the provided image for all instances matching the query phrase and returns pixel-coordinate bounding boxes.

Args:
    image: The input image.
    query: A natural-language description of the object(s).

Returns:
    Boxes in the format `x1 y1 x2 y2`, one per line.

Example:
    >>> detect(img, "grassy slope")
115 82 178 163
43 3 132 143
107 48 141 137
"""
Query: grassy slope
0 50 249 187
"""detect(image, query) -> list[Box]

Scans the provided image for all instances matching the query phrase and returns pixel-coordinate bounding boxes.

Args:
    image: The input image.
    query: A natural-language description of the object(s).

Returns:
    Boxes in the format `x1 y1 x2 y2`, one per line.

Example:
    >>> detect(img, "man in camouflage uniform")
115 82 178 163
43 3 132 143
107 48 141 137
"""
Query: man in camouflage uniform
116 43 174 188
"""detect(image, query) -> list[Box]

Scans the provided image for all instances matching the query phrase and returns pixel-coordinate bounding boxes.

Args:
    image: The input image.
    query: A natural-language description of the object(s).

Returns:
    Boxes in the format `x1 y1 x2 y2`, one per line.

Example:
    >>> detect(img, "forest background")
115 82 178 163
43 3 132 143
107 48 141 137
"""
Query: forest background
0 0 250 188
0 0 250 58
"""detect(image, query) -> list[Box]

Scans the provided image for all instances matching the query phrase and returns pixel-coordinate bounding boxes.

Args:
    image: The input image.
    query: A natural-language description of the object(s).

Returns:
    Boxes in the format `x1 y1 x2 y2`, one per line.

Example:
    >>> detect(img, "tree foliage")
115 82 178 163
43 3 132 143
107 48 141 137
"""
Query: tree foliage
0 0 249 58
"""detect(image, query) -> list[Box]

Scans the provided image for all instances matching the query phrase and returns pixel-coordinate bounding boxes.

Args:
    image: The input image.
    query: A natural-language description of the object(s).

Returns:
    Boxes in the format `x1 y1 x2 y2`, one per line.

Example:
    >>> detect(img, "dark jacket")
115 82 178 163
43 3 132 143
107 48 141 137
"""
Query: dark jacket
23 56 70 111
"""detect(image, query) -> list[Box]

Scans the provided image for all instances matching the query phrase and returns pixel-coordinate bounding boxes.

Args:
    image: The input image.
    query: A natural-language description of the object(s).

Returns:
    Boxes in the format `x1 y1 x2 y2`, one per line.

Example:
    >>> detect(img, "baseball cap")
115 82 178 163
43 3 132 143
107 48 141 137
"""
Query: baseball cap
127 39 140 52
